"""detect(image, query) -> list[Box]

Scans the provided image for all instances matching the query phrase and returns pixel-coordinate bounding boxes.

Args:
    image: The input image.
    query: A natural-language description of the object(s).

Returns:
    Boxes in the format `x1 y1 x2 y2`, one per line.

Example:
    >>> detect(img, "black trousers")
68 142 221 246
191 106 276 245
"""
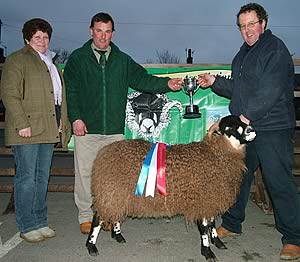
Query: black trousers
221 128 300 246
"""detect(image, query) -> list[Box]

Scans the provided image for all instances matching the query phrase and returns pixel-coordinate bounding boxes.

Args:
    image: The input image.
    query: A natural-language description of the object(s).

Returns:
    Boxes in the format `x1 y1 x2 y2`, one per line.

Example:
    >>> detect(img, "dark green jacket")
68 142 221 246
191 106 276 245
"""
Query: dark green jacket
64 40 171 134
0 45 71 147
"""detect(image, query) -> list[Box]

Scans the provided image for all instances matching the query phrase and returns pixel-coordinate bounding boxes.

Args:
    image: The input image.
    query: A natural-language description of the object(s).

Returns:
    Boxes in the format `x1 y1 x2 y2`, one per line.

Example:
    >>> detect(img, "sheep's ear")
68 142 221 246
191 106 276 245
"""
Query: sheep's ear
207 121 220 139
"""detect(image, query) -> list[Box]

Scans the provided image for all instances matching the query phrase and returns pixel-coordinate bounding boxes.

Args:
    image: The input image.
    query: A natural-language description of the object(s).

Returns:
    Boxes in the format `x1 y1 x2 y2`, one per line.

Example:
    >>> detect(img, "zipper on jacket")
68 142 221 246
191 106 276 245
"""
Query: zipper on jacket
101 63 107 132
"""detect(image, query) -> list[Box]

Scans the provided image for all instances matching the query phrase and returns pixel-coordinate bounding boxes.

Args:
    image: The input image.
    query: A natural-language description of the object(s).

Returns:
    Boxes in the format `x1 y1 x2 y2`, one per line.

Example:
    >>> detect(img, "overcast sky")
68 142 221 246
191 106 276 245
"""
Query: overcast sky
1 0 300 64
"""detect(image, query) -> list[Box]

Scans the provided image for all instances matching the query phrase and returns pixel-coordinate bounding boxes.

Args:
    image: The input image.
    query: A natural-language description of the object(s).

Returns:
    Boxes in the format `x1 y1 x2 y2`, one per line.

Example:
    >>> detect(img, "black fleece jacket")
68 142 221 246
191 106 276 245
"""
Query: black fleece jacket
212 29 295 131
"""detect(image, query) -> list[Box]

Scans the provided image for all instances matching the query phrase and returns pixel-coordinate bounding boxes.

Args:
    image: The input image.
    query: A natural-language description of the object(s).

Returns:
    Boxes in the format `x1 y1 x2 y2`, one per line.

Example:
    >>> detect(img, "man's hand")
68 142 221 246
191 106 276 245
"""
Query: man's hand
197 73 216 88
240 114 250 125
168 78 183 91
72 119 88 136
18 127 31 138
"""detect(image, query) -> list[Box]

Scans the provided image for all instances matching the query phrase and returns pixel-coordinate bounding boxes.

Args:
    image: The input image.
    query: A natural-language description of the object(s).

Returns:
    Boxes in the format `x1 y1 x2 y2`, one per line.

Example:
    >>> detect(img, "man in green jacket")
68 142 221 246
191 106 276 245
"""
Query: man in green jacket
64 12 182 234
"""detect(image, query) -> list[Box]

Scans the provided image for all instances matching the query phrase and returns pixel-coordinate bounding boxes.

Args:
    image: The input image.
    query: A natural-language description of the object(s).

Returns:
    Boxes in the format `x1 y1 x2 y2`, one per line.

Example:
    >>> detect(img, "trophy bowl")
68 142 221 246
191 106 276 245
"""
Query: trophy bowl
182 76 201 119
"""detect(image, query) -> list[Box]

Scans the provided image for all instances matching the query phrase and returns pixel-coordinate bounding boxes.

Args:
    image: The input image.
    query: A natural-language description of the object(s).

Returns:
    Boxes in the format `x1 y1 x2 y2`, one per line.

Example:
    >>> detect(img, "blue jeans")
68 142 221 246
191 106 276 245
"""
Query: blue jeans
12 143 54 233
221 129 300 246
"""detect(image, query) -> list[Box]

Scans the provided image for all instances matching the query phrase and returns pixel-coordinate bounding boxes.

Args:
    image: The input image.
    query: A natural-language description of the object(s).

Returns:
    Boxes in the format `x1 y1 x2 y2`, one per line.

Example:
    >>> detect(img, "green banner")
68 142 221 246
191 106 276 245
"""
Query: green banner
66 65 231 149
124 66 231 144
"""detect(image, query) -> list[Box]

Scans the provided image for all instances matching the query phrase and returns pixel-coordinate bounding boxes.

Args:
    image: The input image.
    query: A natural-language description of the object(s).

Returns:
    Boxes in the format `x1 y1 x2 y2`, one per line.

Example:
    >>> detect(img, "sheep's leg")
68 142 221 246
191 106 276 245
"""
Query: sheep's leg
197 219 218 262
111 222 126 243
209 218 227 250
86 213 102 256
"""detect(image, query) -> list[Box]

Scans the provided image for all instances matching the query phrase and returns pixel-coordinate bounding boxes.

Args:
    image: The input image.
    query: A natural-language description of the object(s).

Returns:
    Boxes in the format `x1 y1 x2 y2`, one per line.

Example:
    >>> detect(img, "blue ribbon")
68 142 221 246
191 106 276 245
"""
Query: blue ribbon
135 143 156 196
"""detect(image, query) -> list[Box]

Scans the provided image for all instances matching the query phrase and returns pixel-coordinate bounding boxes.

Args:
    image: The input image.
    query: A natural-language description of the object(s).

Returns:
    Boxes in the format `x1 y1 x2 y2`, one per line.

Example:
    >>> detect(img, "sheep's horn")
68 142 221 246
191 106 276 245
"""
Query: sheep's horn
207 121 220 139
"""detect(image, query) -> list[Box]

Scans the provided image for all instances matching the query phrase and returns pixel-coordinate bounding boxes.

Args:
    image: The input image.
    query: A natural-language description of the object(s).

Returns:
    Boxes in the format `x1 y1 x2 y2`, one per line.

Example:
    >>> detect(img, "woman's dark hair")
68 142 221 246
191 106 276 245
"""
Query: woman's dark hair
236 3 268 29
22 18 52 44
90 12 115 31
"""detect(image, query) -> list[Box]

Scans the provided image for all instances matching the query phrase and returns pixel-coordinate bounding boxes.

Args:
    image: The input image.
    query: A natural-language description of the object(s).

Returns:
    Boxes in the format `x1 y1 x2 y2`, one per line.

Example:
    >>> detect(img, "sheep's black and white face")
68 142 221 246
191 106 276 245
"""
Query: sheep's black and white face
137 111 158 134
219 115 256 147
127 93 164 137
126 92 183 139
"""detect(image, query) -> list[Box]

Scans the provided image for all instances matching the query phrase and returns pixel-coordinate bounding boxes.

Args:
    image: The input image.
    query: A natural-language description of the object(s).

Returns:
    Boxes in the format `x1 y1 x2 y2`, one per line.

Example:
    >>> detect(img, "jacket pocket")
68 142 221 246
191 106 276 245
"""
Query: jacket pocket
27 112 45 136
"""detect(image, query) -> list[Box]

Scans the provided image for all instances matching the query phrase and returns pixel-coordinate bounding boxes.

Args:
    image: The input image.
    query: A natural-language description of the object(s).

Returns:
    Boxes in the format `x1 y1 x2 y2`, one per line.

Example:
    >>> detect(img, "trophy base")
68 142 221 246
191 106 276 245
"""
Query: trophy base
183 105 201 119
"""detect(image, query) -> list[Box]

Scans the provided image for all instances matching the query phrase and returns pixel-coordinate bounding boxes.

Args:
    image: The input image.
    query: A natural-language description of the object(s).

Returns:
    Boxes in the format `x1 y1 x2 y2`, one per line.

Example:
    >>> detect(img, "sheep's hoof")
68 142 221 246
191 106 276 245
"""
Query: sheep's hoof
86 243 99 256
112 232 126 243
212 237 227 249
201 247 218 262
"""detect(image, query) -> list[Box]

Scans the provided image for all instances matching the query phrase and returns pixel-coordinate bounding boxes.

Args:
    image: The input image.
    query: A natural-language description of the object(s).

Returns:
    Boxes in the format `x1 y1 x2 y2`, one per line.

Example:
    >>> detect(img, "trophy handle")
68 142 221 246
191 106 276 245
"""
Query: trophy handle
193 84 200 95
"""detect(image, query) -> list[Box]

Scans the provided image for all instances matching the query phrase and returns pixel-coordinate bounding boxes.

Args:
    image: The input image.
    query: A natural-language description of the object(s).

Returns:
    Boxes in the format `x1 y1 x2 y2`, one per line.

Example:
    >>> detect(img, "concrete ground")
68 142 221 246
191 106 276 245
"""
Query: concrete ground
0 192 297 262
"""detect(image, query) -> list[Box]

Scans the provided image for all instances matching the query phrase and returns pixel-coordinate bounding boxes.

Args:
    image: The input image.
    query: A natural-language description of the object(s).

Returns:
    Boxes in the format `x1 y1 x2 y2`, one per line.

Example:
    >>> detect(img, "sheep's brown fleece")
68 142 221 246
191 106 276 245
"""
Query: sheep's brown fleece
91 134 246 224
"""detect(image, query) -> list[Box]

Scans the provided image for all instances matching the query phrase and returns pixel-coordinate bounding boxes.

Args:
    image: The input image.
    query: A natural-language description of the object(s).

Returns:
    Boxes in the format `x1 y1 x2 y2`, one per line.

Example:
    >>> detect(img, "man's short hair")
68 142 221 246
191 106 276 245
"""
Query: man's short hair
22 18 52 45
236 3 268 29
90 12 115 31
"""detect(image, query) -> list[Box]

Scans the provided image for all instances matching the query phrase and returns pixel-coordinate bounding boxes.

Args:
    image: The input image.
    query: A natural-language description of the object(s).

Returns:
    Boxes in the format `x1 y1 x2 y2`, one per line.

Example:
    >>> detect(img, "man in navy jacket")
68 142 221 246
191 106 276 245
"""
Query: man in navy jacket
198 3 300 260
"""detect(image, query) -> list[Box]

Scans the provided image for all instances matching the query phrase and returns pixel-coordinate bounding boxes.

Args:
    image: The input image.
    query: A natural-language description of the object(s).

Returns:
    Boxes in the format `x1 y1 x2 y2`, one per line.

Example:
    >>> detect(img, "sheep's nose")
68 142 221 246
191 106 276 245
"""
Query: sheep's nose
245 126 253 135
244 125 256 141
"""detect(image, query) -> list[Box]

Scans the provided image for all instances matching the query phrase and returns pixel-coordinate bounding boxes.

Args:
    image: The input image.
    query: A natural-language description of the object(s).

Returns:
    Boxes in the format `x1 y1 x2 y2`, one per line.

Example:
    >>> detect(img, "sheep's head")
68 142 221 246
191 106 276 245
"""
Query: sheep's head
218 115 256 144
208 115 256 149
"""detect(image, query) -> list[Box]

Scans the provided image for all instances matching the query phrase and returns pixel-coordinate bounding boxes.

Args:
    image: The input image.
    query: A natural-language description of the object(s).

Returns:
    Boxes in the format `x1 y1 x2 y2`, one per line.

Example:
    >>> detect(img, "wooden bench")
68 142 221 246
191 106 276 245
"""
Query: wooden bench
0 147 75 193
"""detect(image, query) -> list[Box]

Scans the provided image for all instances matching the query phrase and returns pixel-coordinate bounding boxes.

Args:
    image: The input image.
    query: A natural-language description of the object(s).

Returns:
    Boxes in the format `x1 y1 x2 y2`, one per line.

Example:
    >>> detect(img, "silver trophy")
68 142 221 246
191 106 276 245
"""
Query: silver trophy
182 76 201 119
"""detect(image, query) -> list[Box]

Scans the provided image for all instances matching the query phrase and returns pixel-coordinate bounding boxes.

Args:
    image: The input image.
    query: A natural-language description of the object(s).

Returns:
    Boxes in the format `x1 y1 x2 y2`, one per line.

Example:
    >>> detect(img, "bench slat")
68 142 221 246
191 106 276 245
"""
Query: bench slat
0 183 74 193
0 167 74 176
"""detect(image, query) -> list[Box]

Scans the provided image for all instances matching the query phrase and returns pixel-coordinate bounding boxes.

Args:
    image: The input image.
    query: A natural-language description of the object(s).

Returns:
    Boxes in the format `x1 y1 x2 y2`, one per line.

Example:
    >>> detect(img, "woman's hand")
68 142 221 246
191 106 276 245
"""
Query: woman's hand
18 127 32 138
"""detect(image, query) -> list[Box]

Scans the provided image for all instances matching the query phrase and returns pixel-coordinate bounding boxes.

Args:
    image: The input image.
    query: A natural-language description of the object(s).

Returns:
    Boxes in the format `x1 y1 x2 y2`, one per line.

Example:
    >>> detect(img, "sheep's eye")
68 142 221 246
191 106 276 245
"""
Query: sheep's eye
245 126 253 134
237 126 243 135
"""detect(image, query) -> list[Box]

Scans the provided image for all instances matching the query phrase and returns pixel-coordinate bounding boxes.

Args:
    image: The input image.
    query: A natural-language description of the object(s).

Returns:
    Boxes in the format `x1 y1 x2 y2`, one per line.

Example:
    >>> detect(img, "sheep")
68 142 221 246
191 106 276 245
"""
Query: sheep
86 115 256 261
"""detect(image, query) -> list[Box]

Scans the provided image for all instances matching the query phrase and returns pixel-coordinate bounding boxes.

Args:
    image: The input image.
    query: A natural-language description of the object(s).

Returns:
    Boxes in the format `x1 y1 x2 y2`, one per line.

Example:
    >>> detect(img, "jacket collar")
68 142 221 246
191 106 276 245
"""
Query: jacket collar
81 39 120 56
22 44 39 56
240 29 272 51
